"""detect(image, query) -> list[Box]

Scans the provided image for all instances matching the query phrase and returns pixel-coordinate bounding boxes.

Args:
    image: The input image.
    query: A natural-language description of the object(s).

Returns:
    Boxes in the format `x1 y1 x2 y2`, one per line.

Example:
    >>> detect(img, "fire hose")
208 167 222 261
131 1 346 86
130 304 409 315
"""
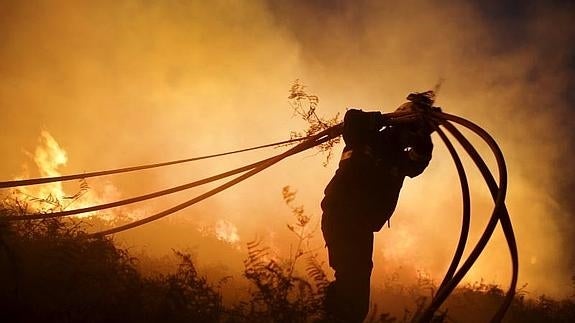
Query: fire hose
0 136 310 189
0 94 517 322
421 113 518 323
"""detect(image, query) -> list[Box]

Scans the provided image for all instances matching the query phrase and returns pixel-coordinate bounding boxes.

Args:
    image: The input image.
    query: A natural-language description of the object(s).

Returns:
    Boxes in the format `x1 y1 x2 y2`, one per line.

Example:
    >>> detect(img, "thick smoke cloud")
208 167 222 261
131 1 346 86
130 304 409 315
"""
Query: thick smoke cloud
266 0 575 296
1 0 573 297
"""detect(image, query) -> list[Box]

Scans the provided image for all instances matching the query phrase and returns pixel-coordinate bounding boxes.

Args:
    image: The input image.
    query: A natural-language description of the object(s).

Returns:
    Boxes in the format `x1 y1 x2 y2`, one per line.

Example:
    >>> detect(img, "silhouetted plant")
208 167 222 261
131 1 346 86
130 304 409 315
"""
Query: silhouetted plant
9 178 89 213
288 80 341 166
0 199 223 323
152 250 223 322
235 186 328 322
2 191 574 323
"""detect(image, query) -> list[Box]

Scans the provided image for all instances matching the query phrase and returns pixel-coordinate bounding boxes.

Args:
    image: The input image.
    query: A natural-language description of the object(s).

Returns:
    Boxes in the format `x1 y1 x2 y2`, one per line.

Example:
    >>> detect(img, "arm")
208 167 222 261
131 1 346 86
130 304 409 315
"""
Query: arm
399 126 433 178
342 109 385 150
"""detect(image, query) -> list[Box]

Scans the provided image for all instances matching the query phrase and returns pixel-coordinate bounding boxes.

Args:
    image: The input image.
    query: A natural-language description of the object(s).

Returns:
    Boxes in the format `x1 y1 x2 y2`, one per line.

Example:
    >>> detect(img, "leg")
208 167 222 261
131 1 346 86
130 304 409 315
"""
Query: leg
323 225 373 323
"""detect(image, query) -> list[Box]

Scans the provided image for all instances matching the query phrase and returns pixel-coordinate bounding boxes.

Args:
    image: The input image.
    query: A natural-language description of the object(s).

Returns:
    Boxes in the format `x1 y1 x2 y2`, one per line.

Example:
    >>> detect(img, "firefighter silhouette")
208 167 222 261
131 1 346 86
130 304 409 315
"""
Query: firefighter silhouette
321 99 434 322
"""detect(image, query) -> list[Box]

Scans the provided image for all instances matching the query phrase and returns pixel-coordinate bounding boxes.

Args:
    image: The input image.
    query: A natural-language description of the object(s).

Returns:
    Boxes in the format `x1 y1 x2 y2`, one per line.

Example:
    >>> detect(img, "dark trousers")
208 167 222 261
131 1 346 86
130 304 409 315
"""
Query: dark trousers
322 219 374 323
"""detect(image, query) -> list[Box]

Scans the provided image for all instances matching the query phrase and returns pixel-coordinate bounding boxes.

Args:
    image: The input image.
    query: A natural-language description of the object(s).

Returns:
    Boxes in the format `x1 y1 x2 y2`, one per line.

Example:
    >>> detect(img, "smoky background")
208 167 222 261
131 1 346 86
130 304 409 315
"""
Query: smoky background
1 0 573 298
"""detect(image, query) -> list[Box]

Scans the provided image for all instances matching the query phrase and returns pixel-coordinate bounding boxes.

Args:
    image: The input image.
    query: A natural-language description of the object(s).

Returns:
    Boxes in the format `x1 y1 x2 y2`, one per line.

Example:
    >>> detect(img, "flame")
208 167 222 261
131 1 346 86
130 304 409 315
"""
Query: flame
34 130 68 177
215 219 241 244
13 131 131 220
14 131 69 213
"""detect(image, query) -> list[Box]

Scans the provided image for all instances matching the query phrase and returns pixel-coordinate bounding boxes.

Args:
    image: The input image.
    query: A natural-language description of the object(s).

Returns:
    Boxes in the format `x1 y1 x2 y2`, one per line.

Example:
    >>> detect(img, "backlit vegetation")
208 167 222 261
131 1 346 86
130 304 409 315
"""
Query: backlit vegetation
1 191 574 322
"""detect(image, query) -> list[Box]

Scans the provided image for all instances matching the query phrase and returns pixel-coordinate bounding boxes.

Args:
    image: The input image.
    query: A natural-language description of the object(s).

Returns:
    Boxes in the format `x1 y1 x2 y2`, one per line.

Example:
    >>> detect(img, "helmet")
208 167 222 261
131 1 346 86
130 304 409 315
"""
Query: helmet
394 91 436 135
406 91 435 107
395 101 418 114
395 91 435 113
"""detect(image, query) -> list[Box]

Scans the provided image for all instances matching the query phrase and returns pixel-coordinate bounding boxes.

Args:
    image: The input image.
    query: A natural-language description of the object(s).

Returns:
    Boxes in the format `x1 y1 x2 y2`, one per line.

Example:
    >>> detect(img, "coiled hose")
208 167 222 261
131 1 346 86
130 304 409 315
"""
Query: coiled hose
0 108 517 321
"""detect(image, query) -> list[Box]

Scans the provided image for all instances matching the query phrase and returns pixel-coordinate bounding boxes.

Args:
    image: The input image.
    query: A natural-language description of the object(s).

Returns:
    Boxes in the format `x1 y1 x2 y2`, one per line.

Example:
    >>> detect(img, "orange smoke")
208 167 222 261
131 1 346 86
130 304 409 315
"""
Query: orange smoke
0 0 573 300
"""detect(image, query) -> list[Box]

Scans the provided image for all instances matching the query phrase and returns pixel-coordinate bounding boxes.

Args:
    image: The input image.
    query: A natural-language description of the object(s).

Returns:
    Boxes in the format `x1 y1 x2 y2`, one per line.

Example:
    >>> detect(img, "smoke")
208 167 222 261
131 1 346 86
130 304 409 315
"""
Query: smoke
265 0 575 297
1 0 573 298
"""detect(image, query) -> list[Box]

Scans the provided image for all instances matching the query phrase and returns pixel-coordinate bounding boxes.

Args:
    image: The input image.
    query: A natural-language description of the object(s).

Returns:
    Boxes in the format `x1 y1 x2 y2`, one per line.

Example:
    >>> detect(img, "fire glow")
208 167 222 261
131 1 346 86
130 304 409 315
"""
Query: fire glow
12 131 121 219
0 0 573 299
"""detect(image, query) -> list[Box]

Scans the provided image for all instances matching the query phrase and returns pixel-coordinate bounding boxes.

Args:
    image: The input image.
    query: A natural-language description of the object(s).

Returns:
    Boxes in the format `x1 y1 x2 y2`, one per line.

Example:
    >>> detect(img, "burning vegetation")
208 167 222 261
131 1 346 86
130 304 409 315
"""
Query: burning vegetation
1 88 574 322
0 133 573 321
1 189 575 322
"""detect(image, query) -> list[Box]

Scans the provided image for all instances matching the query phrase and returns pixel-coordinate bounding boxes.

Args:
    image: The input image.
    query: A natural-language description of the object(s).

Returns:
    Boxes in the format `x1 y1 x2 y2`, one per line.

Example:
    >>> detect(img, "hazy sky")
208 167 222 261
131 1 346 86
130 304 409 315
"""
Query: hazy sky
1 0 574 298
